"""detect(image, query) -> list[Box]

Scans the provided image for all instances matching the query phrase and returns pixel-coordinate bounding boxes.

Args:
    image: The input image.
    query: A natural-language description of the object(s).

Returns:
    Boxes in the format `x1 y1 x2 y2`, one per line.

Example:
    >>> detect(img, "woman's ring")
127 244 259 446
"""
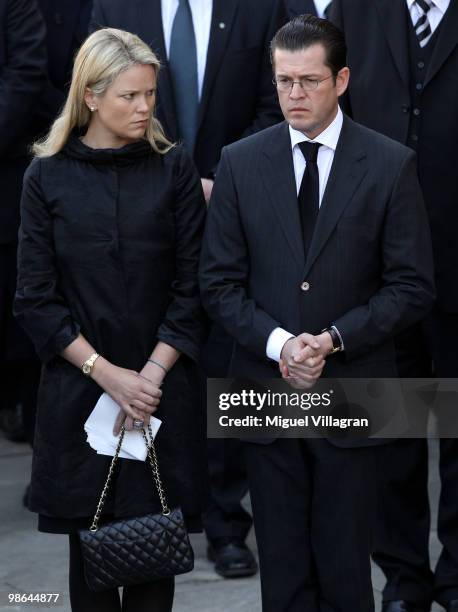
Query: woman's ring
133 419 144 430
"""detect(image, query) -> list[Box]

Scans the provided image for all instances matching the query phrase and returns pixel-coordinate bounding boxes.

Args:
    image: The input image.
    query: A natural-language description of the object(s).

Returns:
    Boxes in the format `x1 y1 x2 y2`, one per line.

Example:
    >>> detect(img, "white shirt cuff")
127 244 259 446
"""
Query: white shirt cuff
266 328 295 362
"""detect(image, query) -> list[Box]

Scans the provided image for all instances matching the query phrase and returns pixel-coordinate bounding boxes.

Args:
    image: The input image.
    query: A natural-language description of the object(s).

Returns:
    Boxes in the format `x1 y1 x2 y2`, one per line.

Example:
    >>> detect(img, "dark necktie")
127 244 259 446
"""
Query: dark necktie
411 0 433 47
298 141 321 257
168 0 198 153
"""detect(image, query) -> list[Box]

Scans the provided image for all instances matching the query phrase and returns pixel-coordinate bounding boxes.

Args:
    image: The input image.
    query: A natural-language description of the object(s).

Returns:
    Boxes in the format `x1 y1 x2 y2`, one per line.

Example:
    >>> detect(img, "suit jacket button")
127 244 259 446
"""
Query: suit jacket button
300 281 310 291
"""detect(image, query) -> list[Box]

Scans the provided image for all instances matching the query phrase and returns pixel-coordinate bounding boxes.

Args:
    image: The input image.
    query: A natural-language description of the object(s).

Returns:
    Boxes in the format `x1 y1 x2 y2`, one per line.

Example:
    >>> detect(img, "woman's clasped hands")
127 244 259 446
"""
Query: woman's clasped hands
92 361 162 435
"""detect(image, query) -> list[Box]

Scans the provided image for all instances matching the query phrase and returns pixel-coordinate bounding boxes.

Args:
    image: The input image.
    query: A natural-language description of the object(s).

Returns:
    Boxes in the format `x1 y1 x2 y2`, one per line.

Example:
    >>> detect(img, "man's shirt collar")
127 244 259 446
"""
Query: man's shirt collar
406 0 449 15
289 106 343 152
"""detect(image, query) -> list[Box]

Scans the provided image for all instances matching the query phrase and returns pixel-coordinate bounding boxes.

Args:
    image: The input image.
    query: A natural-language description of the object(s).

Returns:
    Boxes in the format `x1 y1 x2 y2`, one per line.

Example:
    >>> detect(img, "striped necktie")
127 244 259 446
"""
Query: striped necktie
410 0 434 47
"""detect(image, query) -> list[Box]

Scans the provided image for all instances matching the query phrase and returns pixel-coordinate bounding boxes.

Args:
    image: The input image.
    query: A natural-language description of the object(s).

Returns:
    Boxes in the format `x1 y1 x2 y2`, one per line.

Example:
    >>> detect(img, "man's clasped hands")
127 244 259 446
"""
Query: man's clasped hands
279 331 334 389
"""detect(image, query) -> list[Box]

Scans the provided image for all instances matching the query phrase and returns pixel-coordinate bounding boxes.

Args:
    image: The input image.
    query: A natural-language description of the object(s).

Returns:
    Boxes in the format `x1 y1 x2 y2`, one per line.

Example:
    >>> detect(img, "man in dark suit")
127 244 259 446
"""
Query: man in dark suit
331 2 458 610
1 1 92 510
90 0 287 201
0 0 47 443
90 0 288 578
200 15 435 611
285 0 332 19
9 2 94 458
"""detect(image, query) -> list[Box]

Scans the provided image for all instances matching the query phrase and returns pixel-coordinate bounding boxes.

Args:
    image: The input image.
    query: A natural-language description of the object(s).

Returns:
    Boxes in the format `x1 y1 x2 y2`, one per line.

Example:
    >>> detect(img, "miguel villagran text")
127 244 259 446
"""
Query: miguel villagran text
219 414 370 429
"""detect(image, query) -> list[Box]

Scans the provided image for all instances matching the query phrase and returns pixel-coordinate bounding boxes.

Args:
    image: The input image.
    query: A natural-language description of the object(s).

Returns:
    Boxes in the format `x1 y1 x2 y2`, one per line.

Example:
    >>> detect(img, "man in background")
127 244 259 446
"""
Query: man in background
0 0 47 448
332 2 458 611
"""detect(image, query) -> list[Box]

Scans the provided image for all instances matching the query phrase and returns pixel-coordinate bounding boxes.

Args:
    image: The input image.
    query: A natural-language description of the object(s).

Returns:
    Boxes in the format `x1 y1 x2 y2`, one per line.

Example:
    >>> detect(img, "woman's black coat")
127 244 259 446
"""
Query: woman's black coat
14 137 208 532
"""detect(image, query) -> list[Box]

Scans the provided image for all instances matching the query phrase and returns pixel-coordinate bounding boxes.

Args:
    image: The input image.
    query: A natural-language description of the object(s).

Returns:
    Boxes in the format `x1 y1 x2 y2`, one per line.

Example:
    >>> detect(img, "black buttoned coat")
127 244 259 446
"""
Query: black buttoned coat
14 137 208 532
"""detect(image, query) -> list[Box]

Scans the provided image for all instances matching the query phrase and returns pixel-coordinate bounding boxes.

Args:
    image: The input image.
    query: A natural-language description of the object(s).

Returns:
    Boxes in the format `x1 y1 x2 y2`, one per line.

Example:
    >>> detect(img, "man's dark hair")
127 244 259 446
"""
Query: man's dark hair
270 14 347 77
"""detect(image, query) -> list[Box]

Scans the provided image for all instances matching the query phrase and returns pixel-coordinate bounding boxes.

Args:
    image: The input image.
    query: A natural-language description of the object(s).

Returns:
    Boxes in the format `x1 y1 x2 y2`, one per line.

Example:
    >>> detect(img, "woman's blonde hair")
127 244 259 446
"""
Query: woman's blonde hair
33 28 173 157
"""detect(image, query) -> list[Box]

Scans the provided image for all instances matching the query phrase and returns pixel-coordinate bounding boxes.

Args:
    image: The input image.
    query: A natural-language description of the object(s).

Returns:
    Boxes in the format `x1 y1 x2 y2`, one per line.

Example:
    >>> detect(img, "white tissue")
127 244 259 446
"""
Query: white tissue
84 392 161 461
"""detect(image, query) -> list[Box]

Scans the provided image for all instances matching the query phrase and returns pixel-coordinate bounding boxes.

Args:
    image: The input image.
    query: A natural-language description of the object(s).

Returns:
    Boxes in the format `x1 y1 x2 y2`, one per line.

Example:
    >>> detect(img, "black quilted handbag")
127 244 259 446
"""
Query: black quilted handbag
78 423 194 592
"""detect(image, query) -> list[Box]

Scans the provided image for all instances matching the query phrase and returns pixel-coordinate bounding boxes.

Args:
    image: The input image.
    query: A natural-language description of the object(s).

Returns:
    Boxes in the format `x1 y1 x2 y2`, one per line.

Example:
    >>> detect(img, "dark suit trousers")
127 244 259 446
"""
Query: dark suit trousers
0 244 40 445
373 311 458 606
244 438 376 612
201 325 252 543
203 438 251 542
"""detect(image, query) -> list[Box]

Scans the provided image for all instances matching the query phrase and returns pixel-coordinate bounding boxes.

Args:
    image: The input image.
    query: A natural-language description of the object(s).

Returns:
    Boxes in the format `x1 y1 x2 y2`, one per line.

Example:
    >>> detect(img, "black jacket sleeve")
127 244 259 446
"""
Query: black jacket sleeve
0 0 47 156
199 147 280 359
156 148 208 362
333 151 436 359
14 160 81 363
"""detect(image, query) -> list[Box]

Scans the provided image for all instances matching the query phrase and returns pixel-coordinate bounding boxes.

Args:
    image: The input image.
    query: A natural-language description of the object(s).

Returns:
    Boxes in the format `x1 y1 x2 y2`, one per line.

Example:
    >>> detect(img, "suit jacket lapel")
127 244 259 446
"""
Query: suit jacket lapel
374 0 410 87
260 123 305 269
137 0 178 140
303 117 367 277
424 0 458 88
197 0 239 133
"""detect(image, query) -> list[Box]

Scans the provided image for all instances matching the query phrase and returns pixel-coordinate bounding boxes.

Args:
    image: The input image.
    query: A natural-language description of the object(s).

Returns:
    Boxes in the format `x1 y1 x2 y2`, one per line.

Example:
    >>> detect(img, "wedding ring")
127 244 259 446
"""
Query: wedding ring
133 419 144 430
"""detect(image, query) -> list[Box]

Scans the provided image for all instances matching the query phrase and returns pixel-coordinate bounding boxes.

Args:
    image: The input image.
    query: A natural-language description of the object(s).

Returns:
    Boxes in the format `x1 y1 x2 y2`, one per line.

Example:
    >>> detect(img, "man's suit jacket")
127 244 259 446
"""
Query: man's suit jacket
285 0 318 18
0 0 47 243
331 0 458 313
200 117 436 445
35 0 92 127
90 0 287 178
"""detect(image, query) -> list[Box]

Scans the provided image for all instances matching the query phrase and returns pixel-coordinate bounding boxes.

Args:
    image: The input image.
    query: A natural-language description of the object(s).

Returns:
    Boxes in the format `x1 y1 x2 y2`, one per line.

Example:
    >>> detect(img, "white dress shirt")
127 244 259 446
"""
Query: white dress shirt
406 0 450 34
314 0 333 18
161 0 213 99
266 107 344 362
290 106 343 201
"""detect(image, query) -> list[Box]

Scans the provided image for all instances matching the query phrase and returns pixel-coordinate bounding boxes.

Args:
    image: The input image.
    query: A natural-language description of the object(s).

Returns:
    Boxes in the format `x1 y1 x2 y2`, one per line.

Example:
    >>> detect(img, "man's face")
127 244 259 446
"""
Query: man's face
273 44 349 139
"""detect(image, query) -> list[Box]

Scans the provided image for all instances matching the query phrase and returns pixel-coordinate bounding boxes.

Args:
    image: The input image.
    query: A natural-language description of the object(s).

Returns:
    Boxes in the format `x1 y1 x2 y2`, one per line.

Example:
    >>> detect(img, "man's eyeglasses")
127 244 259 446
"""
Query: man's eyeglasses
273 74 334 92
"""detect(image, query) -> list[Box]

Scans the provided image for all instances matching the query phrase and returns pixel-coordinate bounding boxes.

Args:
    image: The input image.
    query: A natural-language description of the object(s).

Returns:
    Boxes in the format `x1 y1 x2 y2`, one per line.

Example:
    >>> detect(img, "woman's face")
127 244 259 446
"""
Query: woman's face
87 63 157 147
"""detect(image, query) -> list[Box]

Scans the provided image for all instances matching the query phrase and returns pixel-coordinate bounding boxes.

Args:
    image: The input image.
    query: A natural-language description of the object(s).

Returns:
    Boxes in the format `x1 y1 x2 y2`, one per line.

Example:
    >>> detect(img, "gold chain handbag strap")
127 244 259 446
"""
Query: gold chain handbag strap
89 422 170 532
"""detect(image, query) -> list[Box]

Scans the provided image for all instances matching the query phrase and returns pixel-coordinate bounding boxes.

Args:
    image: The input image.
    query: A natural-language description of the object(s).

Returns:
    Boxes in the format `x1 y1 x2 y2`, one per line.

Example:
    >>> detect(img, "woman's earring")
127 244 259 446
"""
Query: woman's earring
89 106 96 112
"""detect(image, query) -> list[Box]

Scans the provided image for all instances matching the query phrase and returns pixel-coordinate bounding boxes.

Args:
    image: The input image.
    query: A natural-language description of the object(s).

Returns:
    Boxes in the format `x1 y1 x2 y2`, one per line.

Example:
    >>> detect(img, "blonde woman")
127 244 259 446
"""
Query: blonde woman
14 28 207 612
